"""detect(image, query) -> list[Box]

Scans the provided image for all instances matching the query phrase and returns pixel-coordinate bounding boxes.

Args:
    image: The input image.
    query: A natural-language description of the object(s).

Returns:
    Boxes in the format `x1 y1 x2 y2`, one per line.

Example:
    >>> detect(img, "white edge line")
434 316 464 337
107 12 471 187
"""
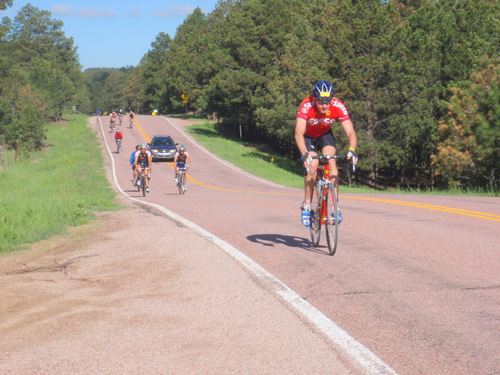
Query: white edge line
97 116 398 375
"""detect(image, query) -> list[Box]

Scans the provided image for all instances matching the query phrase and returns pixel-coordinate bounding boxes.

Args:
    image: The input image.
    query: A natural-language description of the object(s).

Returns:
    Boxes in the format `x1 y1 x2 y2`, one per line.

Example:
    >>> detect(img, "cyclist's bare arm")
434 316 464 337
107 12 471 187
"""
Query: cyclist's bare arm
340 119 357 152
294 117 309 158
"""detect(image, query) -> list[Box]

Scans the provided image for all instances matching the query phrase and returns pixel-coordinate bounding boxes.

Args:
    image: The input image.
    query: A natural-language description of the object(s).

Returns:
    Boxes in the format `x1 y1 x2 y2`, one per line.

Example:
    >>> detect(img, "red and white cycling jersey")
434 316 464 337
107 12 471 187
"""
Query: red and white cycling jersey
297 95 350 138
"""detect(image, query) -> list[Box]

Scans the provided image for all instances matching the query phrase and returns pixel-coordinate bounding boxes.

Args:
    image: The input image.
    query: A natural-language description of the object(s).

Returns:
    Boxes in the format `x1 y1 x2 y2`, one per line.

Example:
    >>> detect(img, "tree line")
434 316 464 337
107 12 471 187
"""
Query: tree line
1 1 498 191
0 2 87 153
123 0 499 191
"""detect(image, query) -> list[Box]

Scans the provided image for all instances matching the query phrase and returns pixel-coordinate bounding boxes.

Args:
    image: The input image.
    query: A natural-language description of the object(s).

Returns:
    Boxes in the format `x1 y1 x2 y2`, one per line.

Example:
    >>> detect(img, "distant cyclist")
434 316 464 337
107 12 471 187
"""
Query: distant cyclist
134 144 152 193
114 129 123 152
295 80 357 227
174 145 191 190
130 144 140 183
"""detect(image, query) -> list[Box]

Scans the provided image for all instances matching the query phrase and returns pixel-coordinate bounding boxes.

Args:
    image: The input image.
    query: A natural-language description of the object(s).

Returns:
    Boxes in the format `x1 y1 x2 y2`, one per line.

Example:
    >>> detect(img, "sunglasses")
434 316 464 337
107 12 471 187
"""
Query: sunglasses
316 99 331 105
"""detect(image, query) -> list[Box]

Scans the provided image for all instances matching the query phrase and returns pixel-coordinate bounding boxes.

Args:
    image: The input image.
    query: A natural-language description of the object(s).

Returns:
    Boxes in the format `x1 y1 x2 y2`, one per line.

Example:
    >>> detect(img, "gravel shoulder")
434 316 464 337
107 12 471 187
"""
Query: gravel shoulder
0 117 356 374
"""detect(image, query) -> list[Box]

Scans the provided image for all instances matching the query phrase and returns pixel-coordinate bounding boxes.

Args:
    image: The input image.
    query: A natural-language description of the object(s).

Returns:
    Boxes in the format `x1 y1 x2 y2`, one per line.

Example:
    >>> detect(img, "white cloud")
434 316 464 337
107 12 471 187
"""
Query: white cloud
77 7 117 18
50 4 73 16
152 5 196 18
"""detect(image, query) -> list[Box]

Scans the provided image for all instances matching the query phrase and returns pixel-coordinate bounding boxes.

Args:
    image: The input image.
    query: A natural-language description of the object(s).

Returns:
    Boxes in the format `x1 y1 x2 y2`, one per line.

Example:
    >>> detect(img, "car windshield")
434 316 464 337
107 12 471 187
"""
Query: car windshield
152 138 174 147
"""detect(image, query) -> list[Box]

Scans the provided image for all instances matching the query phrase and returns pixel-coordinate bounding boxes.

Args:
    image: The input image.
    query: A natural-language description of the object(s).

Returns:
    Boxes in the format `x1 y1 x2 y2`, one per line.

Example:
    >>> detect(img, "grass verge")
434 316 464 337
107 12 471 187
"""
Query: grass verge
0 114 121 254
186 121 304 188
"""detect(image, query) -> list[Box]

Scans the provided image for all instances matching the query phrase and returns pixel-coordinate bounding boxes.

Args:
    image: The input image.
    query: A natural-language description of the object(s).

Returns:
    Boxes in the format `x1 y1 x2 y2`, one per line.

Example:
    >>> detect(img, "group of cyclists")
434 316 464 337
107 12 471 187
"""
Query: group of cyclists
104 109 191 195
111 110 133 154
109 109 134 130
104 79 358 225
129 143 190 194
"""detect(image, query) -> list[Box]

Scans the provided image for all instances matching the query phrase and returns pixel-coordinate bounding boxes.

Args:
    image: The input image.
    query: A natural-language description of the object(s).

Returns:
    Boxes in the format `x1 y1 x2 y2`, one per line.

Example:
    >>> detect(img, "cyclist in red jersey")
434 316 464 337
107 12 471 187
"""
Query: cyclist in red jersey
295 80 358 227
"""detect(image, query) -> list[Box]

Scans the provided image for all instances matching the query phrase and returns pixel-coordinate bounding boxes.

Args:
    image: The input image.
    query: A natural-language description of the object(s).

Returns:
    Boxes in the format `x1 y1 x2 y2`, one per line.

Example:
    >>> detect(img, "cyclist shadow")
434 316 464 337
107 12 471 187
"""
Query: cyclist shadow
246 234 330 256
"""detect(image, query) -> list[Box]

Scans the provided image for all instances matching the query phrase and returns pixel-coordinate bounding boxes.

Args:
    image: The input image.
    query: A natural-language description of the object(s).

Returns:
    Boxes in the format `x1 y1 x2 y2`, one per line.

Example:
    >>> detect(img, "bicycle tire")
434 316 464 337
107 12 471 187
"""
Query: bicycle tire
177 171 183 194
309 187 322 246
325 185 339 256
181 171 187 194
141 176 146 197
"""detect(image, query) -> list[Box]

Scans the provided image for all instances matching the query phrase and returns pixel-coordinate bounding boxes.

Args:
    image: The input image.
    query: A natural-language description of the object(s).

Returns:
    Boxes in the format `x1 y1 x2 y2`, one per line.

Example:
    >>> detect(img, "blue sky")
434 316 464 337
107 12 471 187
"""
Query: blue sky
0 0 219 70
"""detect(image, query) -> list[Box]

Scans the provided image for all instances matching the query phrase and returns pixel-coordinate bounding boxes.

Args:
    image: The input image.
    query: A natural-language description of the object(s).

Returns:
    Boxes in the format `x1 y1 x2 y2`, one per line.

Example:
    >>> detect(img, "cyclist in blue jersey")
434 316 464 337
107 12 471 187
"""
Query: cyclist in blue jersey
130 145 140 184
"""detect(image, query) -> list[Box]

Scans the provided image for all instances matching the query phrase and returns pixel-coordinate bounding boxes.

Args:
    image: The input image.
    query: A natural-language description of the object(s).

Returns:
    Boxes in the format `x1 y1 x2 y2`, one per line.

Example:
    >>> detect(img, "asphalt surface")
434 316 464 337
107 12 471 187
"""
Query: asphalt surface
1 115 498 374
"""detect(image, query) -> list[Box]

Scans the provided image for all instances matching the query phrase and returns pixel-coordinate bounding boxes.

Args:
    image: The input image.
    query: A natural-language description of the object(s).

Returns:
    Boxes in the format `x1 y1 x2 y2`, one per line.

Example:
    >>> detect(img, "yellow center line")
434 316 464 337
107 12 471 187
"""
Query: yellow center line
134 119 151 143
343 195 500 222
134 119 498 220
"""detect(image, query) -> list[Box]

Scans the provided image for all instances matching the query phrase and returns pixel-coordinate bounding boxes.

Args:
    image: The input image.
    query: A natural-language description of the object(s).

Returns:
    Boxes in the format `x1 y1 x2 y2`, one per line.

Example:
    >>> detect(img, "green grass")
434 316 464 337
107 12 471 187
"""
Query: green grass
186 122 305 188
0 114 121 253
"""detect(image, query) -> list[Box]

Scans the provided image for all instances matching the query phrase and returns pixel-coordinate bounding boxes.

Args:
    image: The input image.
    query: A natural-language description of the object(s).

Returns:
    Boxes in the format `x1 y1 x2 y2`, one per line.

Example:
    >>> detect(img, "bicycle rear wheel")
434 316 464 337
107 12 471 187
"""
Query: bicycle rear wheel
309 188 322 246
325 185 339 256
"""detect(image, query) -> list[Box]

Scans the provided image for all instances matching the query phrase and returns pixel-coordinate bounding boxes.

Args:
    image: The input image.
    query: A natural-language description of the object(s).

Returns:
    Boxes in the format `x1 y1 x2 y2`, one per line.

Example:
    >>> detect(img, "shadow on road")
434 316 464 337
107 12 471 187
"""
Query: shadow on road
246 234 330 256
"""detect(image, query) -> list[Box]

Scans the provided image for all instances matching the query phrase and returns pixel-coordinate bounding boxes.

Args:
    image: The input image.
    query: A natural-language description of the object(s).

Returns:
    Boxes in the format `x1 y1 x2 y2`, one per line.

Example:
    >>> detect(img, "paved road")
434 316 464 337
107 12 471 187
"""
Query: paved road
105 115 500 375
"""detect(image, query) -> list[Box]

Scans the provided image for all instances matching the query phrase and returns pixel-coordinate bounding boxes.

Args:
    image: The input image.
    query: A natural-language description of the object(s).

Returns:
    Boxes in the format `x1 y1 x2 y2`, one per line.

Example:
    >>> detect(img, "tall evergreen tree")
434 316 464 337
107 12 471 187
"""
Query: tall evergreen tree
432 60 499 189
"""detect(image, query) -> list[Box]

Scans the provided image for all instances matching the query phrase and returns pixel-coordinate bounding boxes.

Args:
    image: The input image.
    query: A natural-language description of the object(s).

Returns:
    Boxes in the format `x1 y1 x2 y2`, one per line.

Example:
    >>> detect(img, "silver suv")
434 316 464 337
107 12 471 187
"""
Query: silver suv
149 136 177 161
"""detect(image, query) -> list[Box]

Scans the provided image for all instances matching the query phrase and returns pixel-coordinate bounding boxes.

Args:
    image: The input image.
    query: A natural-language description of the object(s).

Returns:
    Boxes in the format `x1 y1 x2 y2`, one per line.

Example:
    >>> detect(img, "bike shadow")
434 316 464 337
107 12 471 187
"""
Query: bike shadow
246 234 330 256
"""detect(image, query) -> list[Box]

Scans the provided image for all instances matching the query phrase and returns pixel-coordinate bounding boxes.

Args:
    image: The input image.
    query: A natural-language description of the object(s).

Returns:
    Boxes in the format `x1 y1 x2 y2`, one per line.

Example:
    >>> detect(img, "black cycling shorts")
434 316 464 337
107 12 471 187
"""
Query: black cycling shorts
304 130 336 153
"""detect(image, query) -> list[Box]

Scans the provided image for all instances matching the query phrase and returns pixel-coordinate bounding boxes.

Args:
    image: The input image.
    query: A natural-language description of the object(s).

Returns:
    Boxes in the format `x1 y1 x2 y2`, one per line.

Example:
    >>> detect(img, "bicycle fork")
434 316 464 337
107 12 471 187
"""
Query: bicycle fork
317 180 330 224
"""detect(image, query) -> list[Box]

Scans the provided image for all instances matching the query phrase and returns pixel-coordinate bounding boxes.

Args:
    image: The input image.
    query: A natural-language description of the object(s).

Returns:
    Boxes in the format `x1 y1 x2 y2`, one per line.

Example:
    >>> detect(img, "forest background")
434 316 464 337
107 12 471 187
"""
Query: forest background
0 0 498 192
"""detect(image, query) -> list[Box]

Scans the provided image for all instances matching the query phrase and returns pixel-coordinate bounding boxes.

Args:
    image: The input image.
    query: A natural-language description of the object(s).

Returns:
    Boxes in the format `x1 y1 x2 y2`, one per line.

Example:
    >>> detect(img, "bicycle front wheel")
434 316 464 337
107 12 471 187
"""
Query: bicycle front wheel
325 185 339 256
141 176 146 197
177 172 183 194
181 172 187 194
309 189 322 247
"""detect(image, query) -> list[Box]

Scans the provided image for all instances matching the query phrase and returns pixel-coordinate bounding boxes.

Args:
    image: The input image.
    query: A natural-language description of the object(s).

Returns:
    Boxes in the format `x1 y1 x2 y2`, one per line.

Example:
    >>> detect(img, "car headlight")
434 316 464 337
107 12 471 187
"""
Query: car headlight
151 149 158 153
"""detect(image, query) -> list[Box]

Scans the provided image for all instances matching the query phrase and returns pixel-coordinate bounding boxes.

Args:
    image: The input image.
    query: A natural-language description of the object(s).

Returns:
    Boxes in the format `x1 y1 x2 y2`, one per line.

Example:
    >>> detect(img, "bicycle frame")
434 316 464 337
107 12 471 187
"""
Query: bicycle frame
308 154 348 256
316 163 332 224
137 166 149 196
177 168 187 194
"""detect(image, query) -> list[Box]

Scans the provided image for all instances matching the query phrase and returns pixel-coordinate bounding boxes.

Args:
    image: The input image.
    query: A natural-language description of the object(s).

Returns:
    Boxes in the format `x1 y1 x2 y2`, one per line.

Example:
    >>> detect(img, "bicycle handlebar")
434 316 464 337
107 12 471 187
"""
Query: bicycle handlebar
310 155 347 160
305 154 355 173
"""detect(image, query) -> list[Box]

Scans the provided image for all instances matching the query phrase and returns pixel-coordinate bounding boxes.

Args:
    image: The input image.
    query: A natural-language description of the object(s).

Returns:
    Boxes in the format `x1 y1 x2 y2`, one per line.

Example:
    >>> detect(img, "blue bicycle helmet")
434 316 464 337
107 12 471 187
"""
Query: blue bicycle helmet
312 80 334 101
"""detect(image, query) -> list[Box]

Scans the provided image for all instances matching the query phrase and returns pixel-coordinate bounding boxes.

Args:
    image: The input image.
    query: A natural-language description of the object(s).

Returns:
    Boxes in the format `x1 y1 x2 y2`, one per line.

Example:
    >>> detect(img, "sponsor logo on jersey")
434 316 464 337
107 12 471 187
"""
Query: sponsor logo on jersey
332 100 348 116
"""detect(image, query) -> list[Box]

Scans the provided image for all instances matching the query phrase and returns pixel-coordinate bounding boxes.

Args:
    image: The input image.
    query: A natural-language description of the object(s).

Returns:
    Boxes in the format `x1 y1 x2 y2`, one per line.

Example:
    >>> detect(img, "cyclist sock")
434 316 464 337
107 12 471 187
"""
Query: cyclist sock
301 200 311 210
